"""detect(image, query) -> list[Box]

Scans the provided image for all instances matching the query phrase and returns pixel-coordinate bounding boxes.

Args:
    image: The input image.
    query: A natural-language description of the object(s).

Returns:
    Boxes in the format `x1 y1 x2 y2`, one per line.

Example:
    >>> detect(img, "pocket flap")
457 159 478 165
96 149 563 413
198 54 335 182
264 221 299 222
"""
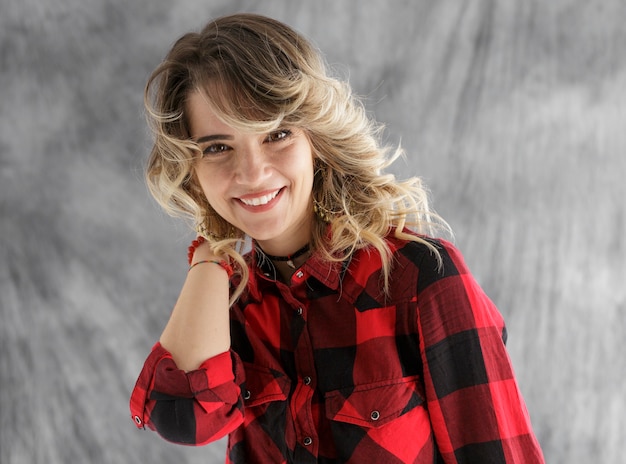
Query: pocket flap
242 363 290 407
325 376 423 428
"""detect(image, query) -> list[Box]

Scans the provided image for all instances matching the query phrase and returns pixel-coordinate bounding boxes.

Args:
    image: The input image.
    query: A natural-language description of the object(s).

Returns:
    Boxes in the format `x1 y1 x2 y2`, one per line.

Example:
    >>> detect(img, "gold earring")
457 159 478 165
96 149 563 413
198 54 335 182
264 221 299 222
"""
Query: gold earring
313 197 333 223
197 206 220 241
197 210 239 241
196 217 215 241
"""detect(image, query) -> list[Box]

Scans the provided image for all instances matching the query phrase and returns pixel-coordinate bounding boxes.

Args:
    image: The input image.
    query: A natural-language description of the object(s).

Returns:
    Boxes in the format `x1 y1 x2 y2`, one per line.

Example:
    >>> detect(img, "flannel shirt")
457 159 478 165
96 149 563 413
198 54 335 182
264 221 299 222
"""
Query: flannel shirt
130 235 545 463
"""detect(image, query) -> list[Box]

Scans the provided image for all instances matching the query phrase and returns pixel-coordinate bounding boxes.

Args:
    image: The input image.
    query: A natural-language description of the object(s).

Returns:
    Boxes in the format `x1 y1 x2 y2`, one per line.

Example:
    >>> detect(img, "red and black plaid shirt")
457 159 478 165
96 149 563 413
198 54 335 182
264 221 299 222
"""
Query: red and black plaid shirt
130 236 544 463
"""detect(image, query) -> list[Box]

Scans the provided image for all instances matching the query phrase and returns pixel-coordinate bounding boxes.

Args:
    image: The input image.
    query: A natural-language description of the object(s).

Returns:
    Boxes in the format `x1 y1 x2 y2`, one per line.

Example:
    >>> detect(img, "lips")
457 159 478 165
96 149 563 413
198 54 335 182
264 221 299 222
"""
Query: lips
238 188 282 207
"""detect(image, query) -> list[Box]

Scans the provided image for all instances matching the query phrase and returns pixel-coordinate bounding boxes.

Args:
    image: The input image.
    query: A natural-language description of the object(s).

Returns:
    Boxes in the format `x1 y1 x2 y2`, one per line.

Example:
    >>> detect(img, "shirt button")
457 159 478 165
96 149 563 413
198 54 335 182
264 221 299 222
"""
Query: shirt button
303 437 313 446
370 410 380 421
303 376 312 385
243 390 251 400
296 307 303 316
134 415 142 426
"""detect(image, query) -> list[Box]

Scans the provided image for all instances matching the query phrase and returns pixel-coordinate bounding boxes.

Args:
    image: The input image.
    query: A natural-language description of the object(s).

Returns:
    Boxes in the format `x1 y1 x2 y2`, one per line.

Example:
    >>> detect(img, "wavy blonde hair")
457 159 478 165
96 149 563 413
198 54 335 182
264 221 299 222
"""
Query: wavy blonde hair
144 13 449 303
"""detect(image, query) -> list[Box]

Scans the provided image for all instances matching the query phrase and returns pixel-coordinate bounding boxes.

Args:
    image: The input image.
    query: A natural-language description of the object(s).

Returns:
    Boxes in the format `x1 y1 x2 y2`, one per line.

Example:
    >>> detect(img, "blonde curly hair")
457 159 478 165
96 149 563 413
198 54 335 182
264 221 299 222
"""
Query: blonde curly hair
144 13 449 303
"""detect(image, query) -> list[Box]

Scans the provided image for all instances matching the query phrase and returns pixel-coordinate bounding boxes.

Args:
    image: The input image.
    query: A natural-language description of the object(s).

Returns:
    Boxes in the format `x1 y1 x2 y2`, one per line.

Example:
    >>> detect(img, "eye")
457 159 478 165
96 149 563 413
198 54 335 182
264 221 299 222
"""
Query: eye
202 143 231 156
265 129 292 143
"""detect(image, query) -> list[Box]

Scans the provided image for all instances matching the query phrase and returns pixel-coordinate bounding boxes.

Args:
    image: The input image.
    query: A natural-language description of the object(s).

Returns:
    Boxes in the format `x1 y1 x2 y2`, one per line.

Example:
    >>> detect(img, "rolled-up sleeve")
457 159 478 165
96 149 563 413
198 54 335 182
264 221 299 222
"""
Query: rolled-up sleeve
130 343 245 445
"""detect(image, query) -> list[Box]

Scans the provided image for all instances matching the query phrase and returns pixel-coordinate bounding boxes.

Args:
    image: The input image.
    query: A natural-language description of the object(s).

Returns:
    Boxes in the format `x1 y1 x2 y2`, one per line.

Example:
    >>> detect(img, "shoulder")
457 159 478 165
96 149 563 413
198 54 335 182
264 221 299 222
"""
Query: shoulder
387 233 467 271
386 233 473 293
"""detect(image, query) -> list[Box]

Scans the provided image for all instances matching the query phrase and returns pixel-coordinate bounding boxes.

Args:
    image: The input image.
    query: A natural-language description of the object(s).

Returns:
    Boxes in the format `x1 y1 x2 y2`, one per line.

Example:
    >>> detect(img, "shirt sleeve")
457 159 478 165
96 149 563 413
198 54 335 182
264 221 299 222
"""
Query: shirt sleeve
416 240 545 463
129 342 245 445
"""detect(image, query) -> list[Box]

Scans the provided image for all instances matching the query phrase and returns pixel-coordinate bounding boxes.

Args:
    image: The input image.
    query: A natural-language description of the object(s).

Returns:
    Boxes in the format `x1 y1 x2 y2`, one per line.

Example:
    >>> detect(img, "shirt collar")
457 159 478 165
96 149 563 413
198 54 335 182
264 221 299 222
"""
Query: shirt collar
246 246 346 301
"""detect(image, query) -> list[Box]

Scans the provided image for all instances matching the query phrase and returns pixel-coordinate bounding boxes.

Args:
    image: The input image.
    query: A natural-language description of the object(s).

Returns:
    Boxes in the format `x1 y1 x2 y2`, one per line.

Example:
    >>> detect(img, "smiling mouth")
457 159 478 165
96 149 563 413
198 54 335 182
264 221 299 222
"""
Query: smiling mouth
238 188 282 207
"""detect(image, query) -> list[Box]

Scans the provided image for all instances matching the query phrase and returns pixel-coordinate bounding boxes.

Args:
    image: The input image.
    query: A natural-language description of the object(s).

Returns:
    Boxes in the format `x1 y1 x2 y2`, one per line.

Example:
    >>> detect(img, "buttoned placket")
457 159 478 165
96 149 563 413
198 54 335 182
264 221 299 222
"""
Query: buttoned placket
255 259 337 460
285 269 319 459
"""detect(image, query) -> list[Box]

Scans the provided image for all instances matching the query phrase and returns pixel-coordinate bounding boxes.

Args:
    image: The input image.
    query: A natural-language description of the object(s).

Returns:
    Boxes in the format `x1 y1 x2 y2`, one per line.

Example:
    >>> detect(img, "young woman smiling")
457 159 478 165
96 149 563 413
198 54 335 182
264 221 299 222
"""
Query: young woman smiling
130 13 545 464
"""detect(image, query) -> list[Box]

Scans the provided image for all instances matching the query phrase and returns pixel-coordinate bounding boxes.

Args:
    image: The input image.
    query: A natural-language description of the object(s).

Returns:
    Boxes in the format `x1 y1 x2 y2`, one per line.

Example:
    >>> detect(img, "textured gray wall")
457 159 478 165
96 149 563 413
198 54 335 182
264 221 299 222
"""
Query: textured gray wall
2 0 625 463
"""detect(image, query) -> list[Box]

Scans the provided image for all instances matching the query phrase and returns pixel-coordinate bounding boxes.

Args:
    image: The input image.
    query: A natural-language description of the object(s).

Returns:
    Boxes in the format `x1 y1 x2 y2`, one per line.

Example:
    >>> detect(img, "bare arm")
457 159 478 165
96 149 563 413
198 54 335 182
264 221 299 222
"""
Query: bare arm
159 242 231 372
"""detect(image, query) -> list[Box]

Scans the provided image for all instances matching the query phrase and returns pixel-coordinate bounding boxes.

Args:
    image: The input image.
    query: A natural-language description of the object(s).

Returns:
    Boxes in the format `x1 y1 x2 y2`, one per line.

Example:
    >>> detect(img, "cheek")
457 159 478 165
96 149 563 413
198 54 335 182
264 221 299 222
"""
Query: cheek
302 161 316 189
196 167 225 202
291 144 315 185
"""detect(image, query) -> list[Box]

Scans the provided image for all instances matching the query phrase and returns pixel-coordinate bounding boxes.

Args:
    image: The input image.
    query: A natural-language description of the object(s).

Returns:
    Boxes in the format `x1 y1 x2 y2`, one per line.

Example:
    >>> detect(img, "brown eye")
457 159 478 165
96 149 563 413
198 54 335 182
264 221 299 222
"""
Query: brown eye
266 129 292 143
203 143 230 155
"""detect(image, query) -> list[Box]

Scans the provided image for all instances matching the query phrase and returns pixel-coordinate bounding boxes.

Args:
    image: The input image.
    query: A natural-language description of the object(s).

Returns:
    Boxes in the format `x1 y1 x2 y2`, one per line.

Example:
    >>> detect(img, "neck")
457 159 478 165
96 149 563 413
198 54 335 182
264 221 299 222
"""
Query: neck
257 242 310 270
255 233 311 257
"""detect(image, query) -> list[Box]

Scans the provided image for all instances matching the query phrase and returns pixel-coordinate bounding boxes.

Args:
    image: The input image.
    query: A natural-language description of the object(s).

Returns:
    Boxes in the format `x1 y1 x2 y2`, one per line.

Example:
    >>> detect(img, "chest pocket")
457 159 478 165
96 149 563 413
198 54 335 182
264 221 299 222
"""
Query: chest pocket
242 363 290 407
324 376 423 428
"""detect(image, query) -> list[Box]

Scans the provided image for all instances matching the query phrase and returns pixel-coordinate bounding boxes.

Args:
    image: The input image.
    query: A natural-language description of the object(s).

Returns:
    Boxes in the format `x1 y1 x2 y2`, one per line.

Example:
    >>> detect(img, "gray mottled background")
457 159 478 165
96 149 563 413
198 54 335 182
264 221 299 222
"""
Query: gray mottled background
2 0 624 463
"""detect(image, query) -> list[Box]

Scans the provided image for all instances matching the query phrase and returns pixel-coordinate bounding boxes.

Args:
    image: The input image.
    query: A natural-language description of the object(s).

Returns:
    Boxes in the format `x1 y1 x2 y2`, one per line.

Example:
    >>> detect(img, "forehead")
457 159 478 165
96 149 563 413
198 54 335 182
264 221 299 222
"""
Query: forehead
186 86 285 139
186 91 232 137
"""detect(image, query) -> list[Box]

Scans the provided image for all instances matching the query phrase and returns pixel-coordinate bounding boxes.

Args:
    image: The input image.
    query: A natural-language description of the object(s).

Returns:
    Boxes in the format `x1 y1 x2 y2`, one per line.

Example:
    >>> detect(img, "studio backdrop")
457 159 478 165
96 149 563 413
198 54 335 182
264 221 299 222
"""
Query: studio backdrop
1 0 625 463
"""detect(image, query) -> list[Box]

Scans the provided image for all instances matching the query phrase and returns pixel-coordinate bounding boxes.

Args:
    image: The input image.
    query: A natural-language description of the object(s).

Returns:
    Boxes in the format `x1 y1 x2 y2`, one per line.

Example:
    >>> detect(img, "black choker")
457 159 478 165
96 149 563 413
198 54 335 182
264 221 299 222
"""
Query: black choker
259 243 310 269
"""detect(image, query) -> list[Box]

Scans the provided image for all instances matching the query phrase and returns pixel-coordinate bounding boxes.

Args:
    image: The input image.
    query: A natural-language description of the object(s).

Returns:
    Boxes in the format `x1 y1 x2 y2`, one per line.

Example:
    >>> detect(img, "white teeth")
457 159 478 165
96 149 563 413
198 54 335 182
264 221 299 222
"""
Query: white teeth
240 189 280 206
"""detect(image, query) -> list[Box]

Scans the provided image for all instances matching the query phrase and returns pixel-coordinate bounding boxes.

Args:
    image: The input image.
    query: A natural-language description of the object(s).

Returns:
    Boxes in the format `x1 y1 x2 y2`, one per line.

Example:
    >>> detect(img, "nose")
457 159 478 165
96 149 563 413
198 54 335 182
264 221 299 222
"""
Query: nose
234 145 271 185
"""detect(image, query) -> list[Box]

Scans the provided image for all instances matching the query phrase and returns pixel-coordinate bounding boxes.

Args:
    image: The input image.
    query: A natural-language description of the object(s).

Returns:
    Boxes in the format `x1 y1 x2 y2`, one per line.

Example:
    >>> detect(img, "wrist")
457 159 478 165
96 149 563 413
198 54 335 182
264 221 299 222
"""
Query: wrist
188 236 208 264
187 236 233 278
188 259 234 278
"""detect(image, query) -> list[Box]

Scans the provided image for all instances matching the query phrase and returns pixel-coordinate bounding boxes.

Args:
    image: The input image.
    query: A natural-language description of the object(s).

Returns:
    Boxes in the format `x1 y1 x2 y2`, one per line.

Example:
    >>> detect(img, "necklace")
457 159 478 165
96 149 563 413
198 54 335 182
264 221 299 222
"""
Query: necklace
260 243 311 269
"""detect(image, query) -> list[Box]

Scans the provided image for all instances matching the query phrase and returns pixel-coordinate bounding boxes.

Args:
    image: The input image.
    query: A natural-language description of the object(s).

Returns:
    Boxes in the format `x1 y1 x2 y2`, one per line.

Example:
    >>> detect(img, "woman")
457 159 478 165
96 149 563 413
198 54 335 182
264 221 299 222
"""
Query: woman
130 13 545 463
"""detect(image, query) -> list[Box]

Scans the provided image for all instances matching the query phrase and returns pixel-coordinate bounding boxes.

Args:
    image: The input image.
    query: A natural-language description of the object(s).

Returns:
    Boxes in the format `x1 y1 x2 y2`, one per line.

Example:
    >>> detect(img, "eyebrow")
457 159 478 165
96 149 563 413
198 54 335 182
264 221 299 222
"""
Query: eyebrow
195 134 234 144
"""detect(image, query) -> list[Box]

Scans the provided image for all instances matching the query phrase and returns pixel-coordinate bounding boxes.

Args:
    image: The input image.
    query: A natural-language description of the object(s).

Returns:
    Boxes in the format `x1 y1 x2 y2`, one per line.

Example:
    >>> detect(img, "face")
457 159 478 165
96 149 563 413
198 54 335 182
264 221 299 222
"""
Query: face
187 91 315 255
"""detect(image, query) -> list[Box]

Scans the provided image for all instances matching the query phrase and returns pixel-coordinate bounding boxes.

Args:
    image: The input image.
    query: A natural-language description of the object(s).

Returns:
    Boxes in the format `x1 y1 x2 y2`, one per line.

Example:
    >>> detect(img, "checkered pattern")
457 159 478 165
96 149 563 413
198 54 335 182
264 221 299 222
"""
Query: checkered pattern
130 236 544 463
